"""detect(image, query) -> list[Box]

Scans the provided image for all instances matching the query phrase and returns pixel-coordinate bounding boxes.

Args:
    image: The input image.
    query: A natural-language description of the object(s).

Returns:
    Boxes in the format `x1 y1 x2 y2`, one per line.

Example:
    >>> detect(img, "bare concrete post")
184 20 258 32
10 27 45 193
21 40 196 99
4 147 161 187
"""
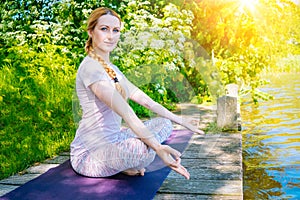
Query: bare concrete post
217 84 242 131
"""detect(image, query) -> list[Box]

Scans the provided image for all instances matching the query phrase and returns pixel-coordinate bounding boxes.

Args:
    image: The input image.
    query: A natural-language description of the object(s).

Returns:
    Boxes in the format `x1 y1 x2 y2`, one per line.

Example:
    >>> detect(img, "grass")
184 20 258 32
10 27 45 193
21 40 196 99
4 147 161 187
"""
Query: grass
204 122 223 134
0 44 77 179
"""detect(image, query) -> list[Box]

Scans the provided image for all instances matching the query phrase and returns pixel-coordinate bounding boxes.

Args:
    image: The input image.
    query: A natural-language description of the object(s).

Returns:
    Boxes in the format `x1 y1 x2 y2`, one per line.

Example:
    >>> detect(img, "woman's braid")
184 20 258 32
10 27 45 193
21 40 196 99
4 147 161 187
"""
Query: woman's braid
88 48 127 99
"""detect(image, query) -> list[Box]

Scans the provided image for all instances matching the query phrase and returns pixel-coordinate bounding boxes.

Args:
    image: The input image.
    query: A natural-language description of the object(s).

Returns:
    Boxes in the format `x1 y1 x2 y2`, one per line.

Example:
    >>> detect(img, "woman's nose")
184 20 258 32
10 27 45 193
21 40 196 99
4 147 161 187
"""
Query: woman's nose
107 31 114 39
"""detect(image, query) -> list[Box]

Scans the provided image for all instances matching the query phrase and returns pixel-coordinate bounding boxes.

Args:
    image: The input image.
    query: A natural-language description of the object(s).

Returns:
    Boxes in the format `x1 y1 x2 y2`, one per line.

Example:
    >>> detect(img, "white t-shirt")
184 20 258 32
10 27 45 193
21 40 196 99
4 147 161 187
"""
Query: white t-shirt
71 56 127 153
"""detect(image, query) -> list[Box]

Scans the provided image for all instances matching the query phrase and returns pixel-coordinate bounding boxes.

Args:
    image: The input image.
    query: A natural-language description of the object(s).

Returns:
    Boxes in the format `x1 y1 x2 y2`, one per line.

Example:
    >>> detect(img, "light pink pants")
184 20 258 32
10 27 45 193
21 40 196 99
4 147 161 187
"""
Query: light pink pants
71 117 172 177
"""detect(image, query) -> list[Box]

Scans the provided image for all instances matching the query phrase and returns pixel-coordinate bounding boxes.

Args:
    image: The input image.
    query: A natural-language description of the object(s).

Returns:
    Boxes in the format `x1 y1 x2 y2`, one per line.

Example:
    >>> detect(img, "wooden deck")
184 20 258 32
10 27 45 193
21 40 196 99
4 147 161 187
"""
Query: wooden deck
155 133 243 199
154 104 242 199
0 104 243 199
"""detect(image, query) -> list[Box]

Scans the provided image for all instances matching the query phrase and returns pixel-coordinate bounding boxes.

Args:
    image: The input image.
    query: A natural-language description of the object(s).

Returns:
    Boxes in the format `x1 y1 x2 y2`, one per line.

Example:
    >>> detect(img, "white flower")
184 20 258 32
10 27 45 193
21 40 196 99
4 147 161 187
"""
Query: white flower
128 1 137 7
82 9 92 17
152 18 163 27
133 43 146 51
137 32 152 47
165 40 175 47
158 27 172 38
165 62 177 71
176 43 184 50
150 39 165 49
155 83 166 95
177 36 186 44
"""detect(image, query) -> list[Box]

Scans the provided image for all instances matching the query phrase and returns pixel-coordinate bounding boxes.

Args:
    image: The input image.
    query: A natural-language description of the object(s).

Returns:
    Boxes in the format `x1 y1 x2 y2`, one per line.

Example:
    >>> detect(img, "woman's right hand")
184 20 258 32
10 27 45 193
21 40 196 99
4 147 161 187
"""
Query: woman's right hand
155 144 190 179
180 117 205 135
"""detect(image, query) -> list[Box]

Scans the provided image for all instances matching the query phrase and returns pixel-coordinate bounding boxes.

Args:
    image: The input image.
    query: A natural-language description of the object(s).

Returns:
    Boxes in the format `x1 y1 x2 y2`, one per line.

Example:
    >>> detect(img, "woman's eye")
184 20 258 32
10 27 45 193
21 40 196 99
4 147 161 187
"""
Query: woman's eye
100 27 108 31
113 29 120 33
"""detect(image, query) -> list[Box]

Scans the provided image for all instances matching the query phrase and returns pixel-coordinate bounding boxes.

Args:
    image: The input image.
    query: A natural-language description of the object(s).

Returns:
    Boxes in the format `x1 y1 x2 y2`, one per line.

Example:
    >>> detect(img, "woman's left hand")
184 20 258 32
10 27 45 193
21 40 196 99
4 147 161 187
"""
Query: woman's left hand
155 145 190 179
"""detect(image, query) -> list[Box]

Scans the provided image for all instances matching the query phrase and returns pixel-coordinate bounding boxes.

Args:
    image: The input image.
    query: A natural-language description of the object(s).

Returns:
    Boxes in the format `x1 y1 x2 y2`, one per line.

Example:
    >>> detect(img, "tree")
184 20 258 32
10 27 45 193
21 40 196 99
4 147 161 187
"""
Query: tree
180 0 299 103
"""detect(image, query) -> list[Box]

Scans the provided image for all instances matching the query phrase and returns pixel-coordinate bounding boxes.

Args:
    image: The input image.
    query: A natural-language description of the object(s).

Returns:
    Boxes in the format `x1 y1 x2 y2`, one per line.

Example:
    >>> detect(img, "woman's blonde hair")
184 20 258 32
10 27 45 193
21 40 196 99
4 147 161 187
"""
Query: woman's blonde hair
85 7 126 99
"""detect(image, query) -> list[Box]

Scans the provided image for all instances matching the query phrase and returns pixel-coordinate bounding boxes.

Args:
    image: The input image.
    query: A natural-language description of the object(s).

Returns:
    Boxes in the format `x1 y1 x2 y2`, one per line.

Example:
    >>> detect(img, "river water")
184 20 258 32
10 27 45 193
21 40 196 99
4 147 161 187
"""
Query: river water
241 73 300 199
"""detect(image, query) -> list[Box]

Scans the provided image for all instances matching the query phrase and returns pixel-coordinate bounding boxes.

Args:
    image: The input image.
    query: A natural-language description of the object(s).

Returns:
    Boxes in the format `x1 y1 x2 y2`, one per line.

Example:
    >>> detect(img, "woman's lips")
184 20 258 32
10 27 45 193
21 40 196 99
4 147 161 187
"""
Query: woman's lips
105 42 115 46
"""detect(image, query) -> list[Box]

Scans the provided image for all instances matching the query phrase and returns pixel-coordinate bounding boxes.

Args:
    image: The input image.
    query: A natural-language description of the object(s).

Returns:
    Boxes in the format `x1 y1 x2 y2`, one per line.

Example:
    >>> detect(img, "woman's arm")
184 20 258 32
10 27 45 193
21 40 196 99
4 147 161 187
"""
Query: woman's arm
90 81 159 148
126 78 204 135
89 80 190 179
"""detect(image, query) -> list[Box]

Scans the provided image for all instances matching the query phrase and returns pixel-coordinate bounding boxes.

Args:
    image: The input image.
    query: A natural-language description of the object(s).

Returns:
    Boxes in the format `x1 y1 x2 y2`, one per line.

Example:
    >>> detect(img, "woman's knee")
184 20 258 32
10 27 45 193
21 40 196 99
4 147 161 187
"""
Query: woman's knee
163 118 172 129
116 138 155 168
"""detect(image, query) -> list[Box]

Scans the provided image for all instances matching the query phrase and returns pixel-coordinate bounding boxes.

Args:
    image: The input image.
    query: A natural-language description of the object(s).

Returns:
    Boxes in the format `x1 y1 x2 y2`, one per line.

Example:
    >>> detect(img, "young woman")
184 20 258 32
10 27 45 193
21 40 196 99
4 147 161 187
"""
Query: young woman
70 7 204 180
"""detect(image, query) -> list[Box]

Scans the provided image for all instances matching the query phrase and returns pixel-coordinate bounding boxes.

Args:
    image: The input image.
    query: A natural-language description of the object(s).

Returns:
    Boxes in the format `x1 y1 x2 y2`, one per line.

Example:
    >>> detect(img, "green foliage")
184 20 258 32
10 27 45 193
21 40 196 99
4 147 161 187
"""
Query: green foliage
112 1 197 108
0 1 77 179
183 0 300 103
0 42 76 179
273 55 300 73
128 83 178 117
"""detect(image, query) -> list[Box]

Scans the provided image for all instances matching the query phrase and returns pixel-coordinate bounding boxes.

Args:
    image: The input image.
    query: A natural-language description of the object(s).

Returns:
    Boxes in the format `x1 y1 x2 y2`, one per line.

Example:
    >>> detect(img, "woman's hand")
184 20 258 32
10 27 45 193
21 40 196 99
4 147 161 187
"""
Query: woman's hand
155 145 190 179
181 117 205 135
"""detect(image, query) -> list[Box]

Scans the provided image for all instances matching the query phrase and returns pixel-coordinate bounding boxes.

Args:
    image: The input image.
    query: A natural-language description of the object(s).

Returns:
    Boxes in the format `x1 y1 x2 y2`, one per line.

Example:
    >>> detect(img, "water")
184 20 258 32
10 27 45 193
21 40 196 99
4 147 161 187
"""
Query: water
242 73 300 199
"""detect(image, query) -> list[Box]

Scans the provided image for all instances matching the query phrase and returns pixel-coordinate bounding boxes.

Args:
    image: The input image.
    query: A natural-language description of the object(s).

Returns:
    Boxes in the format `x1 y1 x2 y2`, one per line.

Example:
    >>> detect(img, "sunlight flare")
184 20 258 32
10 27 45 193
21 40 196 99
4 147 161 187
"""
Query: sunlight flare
239 0 259 12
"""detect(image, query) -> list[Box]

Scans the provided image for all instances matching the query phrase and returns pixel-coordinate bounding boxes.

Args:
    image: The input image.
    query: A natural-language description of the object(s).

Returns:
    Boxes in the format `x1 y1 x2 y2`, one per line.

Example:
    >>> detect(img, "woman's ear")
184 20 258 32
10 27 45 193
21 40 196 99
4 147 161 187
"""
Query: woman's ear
88 29 93 38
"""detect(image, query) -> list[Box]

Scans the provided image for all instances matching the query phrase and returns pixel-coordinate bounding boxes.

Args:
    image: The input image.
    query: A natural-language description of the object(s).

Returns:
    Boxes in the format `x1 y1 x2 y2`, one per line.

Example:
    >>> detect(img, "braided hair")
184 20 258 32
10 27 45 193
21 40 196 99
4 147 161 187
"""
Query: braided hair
89 49 126 99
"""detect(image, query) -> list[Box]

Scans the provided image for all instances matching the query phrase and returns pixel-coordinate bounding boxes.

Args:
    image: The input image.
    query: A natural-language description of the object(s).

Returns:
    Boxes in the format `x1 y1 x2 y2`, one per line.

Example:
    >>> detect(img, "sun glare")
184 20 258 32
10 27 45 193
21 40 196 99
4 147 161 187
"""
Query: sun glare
239 0 258 12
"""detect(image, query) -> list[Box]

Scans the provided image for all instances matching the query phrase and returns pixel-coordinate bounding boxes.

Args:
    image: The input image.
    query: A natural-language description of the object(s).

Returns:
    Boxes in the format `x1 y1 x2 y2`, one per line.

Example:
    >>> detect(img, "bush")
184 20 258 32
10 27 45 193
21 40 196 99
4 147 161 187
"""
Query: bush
0 41 76 179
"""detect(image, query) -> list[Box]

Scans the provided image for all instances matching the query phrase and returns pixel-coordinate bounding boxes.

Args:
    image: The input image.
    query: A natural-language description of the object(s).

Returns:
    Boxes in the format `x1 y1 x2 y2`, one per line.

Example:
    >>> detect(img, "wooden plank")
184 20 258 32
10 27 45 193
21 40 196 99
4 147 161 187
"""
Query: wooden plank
59 152 70 156
158 179 242 195
26 164 59 174
179 158 241 167
183 149 241 161
0 184 18 196
182 135 242 160
167 165 242 180
0 174 40 186
43 155 69 164
154 193 242 200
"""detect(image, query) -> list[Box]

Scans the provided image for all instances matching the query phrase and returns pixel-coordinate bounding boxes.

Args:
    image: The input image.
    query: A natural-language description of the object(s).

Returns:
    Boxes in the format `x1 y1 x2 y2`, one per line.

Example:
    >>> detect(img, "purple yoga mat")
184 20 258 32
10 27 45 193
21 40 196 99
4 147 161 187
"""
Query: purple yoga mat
1 130 193 200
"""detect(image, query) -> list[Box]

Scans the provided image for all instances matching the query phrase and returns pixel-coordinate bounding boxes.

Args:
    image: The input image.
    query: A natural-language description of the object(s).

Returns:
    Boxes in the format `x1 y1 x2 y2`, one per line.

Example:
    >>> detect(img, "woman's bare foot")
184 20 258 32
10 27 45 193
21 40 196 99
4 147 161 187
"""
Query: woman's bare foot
122 168 145 176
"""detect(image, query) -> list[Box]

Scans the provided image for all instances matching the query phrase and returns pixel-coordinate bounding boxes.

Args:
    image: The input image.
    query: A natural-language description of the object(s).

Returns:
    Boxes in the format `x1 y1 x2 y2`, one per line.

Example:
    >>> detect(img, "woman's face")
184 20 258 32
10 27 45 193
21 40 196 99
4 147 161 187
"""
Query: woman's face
89 14 121 55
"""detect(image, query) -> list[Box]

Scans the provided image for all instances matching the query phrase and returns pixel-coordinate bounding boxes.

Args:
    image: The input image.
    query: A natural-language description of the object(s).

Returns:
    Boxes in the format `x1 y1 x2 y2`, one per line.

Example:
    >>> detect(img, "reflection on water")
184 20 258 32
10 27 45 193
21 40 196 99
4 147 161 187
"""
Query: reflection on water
242 73 300 199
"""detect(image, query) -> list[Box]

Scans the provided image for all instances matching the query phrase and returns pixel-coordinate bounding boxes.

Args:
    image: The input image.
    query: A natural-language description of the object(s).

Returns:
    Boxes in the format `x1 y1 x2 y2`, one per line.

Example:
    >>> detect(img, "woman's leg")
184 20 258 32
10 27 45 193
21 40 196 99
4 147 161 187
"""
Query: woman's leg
121 117 173 143
143 117 173 143
71 138 154 177
114 117 173 174
72 117 173 177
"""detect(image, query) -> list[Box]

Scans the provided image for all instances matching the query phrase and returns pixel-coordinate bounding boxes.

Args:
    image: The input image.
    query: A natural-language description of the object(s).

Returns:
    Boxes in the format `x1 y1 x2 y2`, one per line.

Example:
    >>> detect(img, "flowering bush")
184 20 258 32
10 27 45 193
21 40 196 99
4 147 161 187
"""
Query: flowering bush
110 1 196 113
114 2 192 71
